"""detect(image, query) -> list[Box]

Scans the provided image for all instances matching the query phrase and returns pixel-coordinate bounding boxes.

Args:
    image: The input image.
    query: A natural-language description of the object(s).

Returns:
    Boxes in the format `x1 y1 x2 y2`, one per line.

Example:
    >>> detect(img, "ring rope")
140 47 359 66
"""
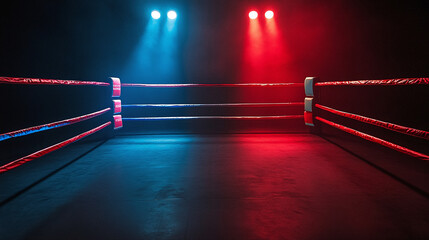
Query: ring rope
316 117 429 161
316 104 429 140
122 83 304 88
123 102 304 108
0 108 111 142
315 78 429 87
0 122 112 173
0 77 110 86
123 115 304 120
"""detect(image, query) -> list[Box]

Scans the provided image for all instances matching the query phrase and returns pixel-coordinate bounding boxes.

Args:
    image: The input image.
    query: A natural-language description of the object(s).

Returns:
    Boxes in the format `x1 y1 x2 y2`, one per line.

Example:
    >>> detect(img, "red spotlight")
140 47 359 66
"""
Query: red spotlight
249 11 258 20
265 10 274 19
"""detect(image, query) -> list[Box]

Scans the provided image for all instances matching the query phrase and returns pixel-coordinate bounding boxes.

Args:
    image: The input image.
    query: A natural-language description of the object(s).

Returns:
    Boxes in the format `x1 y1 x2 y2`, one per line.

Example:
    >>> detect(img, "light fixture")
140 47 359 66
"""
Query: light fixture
265 10 274 19
249 11 258 20
167 10 177 20
151 10 161 20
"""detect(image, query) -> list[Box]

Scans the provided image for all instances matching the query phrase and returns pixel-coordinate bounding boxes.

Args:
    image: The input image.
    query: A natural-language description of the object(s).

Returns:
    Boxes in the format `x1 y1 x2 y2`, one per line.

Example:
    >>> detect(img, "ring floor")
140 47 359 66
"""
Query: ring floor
1 134 428 239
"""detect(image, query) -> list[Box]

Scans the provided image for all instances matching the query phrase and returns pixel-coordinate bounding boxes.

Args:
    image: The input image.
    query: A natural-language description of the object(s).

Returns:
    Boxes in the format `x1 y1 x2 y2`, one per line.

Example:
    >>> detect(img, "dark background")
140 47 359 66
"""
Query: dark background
1 0 428 80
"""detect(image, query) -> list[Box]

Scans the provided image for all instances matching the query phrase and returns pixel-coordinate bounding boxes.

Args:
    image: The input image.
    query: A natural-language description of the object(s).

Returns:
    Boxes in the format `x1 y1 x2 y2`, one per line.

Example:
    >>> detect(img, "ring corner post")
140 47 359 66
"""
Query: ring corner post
110 77 121 98
110 77 123 136
304 77 320 134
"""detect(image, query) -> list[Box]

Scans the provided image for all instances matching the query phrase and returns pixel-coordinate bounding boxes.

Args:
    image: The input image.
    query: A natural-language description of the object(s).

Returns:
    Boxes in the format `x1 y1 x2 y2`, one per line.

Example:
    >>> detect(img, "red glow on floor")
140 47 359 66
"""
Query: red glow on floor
229 135 308 239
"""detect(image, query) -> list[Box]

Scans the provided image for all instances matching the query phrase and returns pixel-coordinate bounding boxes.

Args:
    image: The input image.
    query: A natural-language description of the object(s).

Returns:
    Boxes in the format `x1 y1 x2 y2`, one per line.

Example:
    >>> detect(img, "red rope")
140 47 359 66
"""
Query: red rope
122 83 304 88
123 115 304 120
123 103 304 108
316 104 429 140
0 108 111 142
315 78 429 86
316 117 429 161
0 122 111 173
0 77 110 86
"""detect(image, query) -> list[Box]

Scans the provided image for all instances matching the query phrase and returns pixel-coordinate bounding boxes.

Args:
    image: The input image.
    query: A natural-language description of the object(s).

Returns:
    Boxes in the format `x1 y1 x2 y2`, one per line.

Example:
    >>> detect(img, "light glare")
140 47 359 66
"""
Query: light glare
249 11 258 20
265 10 274 19
151 10 161 20
167 11 177 20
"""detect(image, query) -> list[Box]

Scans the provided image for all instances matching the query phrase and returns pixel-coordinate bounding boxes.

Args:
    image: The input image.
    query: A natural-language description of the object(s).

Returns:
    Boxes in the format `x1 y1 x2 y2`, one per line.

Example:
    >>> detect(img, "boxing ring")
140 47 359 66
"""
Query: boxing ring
0 76 428 239
1 76 427 173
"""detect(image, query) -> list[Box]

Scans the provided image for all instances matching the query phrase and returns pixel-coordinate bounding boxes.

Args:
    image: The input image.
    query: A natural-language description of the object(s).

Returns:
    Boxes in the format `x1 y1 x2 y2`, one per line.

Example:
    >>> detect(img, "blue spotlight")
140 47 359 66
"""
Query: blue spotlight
151 10 161 20
167 10 177 20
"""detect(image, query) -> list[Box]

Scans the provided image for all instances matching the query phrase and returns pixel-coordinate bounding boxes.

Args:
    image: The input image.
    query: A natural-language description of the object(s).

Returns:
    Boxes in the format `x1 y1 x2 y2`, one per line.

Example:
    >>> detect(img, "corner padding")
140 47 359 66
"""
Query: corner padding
113 115 123 129
304 97 313 112
113 100 122 114
304 111 314 127
304 77 316 97
111 77 121 98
